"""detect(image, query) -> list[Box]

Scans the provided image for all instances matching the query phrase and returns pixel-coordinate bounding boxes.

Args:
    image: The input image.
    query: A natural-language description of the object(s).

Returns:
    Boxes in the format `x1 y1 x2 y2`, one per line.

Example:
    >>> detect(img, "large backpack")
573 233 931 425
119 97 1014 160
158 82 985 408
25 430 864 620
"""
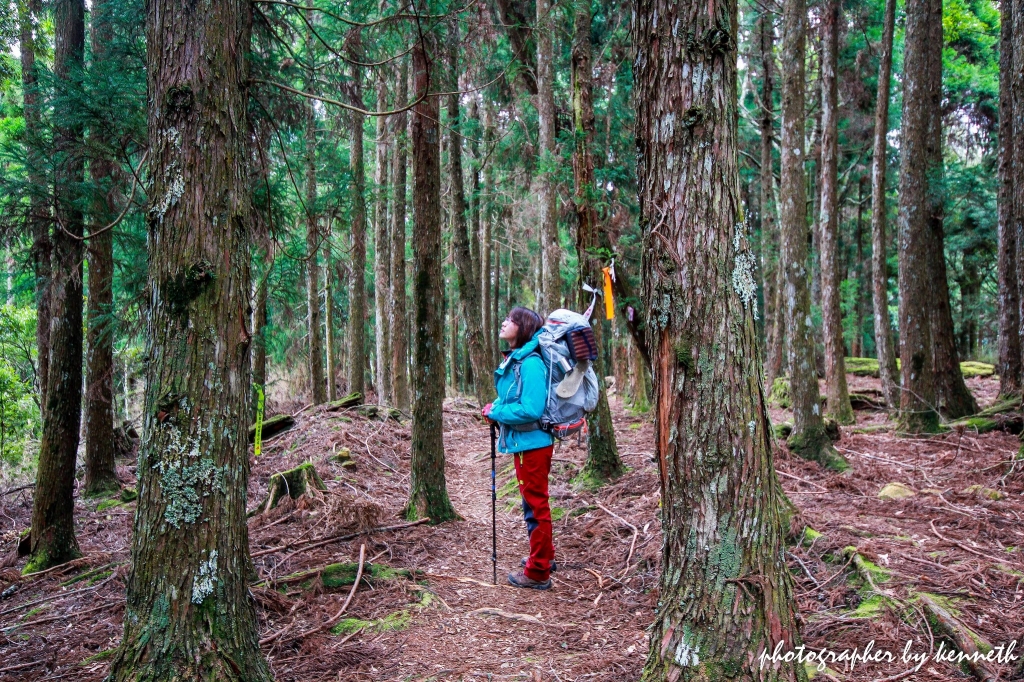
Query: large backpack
514 308 600 440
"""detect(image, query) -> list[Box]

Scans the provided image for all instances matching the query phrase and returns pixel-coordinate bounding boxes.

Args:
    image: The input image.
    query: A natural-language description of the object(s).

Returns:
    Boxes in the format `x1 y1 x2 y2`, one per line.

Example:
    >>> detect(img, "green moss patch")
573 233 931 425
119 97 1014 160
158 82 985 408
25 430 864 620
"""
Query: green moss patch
96 498 123 513
959 361 994 378
768 377 792 408
80 649 114 665
329 609 412 636
878 482 916 501
961 484 1005 501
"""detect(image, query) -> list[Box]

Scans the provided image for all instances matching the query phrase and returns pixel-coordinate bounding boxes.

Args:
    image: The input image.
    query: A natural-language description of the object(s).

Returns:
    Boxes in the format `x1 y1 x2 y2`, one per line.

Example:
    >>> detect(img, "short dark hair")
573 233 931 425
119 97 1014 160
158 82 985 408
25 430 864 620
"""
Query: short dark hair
507 306 543 348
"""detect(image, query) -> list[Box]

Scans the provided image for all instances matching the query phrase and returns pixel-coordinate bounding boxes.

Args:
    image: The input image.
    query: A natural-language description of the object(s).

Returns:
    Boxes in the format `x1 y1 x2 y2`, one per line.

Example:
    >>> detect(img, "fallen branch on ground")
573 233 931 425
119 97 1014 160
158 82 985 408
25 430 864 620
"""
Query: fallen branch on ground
917 593 998 682
251 518 429 559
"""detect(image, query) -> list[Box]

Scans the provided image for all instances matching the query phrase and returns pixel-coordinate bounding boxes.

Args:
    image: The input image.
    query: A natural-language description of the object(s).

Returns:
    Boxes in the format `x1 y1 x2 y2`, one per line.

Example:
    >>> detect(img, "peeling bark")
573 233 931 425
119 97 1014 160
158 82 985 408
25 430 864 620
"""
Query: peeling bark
106 0 271 676
634 0 806 675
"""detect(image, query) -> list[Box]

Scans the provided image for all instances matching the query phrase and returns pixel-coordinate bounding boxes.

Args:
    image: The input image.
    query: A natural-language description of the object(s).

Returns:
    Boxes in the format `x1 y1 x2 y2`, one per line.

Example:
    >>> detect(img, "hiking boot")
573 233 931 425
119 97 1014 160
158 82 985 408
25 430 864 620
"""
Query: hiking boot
521 557 557 573
507 569 552 590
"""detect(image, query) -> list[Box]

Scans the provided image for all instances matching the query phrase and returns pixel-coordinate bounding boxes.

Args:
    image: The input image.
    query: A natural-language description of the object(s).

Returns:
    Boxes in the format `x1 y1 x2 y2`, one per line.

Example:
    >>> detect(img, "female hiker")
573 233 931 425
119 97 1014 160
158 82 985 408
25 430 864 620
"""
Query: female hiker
482 306 556 590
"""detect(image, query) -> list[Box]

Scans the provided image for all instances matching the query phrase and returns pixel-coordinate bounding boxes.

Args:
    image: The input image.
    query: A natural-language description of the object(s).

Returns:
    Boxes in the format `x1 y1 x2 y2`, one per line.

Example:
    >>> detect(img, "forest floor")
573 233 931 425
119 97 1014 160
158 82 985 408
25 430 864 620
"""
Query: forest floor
1 374 1023 681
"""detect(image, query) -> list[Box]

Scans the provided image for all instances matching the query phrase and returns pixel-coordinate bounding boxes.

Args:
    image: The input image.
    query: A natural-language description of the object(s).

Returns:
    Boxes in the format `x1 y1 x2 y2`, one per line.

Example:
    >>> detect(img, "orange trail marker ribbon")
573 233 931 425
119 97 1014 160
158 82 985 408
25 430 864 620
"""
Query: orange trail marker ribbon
602 267 615 320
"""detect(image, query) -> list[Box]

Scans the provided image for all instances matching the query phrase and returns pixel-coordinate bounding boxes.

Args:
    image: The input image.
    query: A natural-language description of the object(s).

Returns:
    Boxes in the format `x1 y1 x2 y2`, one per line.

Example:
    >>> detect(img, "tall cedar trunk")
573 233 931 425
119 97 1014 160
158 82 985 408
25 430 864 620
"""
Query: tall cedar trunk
326 218 337 401
406 13 457 523
870 0 901 408
106 0 271 676
469 97 483 318
537 0 561 313
374 80 393 405
1012 0 1024 400
84 0 119 496
481 104 495 362
20 0 51 406
997 0 1021 397
760 13 785 386
924 0 977 418
634 0 806 673
448 22 496 406
854 179 867 358
305 25 326 405
348 64 368 398
896 0 941 431
817 0 854 425
779 0 845 467
391 61 410 410
572 0 621 483
28 0 86 572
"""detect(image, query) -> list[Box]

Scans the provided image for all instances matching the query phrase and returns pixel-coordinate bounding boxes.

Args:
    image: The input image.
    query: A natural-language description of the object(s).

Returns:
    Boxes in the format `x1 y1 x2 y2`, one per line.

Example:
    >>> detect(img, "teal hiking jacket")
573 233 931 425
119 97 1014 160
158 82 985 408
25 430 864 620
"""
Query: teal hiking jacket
489 331 555 454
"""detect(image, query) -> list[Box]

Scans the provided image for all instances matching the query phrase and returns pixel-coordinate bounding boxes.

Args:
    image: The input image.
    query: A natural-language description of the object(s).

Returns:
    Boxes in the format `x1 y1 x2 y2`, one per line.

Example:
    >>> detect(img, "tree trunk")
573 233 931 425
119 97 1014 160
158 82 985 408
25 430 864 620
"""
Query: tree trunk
84 0 119 496
760 12 785 386
634 0 806 673
253 265 269 407
572 0 621 484
468 97 483 318
106 0 271 676
20 0 51 406
924 0 977 419
28 0 87 572
896 0 941 432
348 63 368 398
481 104 495 362
391 60 410 411
537 0 561 314
374 80 393 405
853 177 866 358
305 24 326 405
325 221 337 402
870 0 901 409
997 0 1021 397
779 0 846 467
1012 0 1024 399
406 10 457 523
818 0 854 425
447 21 496 406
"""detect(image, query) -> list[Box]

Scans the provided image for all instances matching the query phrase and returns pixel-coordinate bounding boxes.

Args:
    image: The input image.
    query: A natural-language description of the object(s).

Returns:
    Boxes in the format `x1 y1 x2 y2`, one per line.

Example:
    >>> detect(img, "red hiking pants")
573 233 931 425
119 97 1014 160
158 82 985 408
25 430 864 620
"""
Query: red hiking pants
513 444 555 581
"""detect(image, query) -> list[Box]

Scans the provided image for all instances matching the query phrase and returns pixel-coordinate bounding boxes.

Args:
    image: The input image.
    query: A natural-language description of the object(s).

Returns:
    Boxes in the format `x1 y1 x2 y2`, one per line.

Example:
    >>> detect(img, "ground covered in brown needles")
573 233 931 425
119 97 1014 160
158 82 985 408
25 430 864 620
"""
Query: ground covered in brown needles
1 375 1023 681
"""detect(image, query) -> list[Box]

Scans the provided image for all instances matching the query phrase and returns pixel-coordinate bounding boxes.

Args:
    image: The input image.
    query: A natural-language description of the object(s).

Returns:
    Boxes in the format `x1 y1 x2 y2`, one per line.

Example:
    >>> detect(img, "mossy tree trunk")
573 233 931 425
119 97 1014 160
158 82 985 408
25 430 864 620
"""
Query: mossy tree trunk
406 9 457 524
759 12 785 387
896 0 941 432
537 0 561 314
869 0 902 410
20 0 51 408
391 60 410 411
481 103 495 362
348 57 368 398
779 0 846 468
923 0 976 420
572 0 621 484
28 0 86 572
817 0 854 426
634 0 806 674
447 21 496 407
84 0 119 497
305 16 326 406
105 0 271 677
997 0 1021 398
374 79 393 405
1014 0 1024 401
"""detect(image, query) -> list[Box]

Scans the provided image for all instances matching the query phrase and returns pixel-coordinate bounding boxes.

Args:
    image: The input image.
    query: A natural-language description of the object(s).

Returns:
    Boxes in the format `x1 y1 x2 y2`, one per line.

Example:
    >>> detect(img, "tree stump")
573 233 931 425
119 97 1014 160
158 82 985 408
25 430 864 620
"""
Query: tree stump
259 463 327 514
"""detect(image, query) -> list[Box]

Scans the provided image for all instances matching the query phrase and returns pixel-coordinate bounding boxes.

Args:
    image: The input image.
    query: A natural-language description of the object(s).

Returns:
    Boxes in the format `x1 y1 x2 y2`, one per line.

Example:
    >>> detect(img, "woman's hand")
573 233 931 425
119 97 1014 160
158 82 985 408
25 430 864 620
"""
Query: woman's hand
482 402 496 424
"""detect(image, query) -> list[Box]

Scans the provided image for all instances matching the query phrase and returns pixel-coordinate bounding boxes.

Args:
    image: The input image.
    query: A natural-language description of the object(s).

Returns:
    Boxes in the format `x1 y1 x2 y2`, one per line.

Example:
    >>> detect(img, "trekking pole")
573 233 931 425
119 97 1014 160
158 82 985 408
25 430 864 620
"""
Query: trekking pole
489 422 498 585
